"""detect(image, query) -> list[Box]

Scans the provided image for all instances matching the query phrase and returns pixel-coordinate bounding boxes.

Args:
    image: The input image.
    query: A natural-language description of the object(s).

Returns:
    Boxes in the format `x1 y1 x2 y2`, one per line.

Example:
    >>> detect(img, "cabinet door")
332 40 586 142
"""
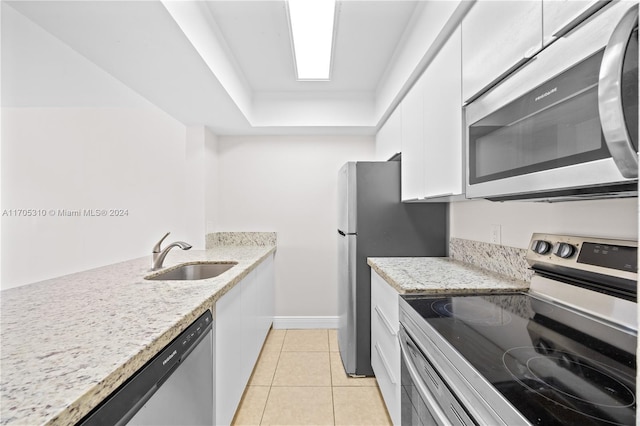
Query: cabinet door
542 0 607 45
423 26 463 199
462 0 542 102
240 269 258 386
215 280 243 426
375 106 402 161
256 254 275 348
215 256 275 426
400 75 426 202
370 271 400 425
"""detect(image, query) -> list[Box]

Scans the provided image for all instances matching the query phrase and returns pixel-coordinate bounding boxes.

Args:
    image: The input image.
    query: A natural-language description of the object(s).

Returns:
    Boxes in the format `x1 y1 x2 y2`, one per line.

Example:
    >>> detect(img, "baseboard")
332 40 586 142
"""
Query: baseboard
272 316 339 329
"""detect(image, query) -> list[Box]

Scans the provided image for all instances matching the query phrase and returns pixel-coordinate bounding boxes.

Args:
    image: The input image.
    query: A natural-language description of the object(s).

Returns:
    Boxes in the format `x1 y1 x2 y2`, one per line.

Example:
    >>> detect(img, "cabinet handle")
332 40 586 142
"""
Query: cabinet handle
374 342 397 384
375 305 397 337
551 1 610 40
464 54 538 105
423 192 454 199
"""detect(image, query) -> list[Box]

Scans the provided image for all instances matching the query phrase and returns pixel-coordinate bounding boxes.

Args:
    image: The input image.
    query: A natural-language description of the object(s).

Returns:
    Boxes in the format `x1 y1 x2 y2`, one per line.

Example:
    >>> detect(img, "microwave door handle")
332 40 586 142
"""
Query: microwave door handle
598 3 638 179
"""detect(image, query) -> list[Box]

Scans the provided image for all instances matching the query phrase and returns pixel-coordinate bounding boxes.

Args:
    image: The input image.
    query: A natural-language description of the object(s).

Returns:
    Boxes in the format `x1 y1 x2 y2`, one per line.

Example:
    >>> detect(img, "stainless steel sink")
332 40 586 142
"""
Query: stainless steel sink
145 262 237 281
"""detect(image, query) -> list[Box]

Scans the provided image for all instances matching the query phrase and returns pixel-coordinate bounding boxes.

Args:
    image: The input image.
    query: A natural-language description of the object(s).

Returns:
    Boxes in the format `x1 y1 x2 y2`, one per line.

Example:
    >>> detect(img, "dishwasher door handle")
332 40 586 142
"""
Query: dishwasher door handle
115 384 159 426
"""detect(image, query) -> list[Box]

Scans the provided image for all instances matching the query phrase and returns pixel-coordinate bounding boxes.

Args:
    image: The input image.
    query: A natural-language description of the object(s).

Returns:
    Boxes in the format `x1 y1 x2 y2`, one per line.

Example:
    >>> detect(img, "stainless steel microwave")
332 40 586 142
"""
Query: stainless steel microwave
465 2 638 201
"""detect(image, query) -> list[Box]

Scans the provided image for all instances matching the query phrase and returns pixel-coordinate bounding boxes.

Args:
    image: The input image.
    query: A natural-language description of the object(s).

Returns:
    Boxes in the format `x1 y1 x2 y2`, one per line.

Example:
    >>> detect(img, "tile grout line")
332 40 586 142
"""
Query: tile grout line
328 330 336 426
259 328 286 425
241 329 386 425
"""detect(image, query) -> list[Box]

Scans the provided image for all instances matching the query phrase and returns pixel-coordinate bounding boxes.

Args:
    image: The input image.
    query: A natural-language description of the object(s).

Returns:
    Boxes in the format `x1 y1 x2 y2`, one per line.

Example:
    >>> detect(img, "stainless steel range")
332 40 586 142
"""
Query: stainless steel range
399 233 637 425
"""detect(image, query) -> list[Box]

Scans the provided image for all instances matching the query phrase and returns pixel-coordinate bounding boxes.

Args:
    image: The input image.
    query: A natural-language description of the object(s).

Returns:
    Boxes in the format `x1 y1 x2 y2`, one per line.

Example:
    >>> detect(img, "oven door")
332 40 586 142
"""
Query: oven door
465 2 638 201
398 325 475 426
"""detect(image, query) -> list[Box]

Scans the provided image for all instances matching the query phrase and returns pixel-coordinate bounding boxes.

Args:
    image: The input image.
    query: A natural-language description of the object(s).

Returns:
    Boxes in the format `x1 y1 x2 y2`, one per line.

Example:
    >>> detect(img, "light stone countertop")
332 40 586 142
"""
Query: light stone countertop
0 244 275 426
368 257 530 294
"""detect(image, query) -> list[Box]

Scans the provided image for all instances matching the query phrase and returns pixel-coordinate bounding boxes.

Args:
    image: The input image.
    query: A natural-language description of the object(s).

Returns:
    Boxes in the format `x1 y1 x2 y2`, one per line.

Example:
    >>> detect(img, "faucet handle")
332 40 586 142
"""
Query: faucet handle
153 232 171 253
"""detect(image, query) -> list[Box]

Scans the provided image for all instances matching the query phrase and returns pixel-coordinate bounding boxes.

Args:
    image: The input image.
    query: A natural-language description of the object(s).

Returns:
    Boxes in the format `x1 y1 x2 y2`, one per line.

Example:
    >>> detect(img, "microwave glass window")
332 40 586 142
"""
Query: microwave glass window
474 88 603 179
468 50 611 184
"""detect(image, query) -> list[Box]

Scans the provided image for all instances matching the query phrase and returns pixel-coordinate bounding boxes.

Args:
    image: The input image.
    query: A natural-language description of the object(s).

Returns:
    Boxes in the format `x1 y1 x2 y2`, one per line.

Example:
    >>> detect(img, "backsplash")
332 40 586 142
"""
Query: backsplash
449 238 534 283
206 232 277 248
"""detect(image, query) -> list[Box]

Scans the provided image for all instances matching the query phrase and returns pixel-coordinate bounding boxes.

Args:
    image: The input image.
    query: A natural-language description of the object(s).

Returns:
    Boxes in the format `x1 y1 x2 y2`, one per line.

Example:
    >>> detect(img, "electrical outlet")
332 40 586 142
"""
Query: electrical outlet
490 224 502 245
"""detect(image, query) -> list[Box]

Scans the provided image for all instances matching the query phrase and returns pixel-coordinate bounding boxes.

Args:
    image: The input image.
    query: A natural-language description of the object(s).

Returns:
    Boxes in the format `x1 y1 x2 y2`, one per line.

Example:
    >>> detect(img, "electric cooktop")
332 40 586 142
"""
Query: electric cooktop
402 292 636 425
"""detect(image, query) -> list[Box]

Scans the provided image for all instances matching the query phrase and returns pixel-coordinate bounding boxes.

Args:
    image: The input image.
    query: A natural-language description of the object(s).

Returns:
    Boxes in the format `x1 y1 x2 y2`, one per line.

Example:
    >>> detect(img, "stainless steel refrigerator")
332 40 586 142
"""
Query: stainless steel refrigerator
337 161 447 376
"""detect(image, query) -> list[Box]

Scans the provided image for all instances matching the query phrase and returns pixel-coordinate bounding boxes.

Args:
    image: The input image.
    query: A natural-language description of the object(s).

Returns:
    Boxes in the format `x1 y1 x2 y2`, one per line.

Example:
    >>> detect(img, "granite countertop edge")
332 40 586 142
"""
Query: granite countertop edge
0 244 276 426
368 256 530 294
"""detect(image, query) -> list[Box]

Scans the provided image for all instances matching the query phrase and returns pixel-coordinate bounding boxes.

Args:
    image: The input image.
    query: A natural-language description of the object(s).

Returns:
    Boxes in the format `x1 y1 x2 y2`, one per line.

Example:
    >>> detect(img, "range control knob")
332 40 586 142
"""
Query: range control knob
531 240 552 255
553 242 576 259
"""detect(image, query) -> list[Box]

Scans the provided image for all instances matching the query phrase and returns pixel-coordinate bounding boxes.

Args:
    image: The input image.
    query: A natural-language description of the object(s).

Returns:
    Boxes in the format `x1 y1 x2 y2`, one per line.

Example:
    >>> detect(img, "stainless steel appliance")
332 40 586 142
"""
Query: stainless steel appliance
465 2 638 201
79 310 214 426
399 233 637 425
337 161 446 376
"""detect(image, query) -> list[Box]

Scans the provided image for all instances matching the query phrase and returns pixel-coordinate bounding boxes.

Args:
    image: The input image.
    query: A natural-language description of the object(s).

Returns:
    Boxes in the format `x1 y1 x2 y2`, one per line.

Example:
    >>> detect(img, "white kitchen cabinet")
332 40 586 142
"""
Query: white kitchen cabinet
401 27 464 202
423 26 463 199
255 254 275 349
462 1 542 103
375 106 402 162
215 273 244 426
542 0 607 45
400 75 426 202
370 270 400 425
215 253 274 426
240 269 258 383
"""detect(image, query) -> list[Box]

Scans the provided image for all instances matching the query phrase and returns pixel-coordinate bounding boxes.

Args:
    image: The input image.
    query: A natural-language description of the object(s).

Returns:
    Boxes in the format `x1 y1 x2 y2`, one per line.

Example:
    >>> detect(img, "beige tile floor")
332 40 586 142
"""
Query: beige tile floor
231 329 392 426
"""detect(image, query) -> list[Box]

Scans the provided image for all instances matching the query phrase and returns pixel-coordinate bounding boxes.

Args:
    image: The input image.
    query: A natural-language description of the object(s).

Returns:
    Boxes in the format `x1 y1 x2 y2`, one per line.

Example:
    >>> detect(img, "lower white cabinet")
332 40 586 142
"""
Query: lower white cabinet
370 270 400 425
215 254 274 426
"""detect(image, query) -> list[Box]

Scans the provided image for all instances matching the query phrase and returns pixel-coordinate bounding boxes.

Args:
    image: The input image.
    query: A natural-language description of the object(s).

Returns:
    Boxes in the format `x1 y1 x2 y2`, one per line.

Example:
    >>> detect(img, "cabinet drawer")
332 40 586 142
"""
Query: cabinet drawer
372 303 399 360
370 270 401 425
373 304 397 338
370 272 400 328
371 340 400 425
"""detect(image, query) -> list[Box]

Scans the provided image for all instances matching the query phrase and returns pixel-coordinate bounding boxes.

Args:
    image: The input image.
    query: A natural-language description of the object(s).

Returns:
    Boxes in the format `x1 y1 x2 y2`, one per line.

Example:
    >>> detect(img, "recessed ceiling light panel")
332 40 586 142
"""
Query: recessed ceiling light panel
288 0 336 80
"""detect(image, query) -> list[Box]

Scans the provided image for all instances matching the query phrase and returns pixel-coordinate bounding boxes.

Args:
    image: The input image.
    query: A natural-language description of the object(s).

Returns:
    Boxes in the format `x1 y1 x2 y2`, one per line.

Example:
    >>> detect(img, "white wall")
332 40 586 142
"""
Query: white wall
205 127 220 234
1 3 200 289
451 198 638 249
213 135 375 319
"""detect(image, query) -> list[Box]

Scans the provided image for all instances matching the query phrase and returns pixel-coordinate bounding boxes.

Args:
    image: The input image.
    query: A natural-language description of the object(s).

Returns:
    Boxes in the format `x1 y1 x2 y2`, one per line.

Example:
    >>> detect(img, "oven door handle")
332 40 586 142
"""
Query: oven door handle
398 329 454 426
598 3 638 178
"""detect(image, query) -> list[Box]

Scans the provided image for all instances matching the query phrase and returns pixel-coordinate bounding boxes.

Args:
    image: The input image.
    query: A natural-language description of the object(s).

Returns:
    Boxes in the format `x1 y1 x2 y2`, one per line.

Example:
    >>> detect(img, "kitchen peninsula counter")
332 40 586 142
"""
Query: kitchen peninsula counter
368 257 530 294
0 237 276 426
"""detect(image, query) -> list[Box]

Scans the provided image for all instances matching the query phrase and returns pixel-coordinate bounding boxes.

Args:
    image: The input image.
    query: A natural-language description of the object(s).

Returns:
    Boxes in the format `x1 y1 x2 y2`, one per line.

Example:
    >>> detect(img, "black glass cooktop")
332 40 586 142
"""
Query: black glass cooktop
402 293 637 426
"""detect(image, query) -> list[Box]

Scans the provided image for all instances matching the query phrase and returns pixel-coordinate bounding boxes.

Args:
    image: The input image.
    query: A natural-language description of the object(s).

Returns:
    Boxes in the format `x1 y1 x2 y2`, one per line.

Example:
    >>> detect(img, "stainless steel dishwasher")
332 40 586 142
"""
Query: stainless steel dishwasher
79 310 214 426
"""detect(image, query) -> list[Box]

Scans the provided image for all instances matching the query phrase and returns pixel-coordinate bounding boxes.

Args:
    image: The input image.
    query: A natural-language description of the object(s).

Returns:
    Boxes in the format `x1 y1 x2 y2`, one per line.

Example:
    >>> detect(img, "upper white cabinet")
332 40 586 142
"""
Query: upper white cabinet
542 0 607 45
400 75 425 201
462 1 542 102
375 107 402 162
400 27 464 202
422 27 463 199
393 0 612 203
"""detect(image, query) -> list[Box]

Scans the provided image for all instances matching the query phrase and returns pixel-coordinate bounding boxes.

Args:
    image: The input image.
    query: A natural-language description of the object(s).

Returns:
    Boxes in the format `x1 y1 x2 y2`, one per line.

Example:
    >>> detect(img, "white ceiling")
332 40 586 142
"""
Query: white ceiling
205 1 418 92
4 0 424 135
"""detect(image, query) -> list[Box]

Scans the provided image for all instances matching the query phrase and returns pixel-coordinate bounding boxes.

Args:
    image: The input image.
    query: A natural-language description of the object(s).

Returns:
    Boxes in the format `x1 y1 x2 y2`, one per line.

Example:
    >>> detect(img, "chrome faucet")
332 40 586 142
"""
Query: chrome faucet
151 232 192 271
